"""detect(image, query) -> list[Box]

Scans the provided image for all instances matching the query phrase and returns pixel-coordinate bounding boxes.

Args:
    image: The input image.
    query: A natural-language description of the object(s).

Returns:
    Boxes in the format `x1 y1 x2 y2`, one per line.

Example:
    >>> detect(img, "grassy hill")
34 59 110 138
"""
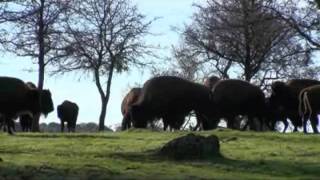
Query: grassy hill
0 129 319 179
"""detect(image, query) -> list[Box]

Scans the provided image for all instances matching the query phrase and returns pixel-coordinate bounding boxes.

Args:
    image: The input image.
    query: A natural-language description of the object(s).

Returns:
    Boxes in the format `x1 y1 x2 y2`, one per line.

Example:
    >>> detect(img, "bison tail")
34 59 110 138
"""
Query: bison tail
303 92 312 121
299 90 312 125
298 90 305 118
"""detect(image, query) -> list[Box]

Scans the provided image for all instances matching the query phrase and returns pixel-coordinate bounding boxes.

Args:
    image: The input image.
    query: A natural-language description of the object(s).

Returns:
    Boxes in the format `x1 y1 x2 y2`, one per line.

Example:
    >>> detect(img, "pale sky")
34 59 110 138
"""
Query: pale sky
0 0 197 128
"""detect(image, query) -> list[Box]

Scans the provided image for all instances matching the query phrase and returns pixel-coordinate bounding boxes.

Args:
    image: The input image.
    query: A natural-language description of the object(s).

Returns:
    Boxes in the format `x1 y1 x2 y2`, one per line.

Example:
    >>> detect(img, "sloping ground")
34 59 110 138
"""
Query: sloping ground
0 129 319 179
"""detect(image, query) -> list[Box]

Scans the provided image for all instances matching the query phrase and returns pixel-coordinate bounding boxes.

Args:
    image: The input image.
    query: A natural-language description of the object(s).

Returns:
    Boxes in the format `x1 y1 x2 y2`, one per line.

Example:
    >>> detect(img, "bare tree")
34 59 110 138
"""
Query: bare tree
269 0 320 50
0 0 71 131
58 0 155 131
173 0 317 84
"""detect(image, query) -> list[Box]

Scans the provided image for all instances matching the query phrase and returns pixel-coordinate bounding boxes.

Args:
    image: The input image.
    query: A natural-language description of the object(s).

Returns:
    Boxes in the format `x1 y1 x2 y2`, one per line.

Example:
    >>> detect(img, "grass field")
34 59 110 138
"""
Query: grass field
0 129 319 179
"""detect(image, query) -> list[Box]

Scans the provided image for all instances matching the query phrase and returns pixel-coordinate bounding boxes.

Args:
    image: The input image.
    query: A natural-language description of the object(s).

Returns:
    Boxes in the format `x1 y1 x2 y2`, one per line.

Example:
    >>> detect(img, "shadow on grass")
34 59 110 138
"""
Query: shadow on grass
0 163 127 180
108 148 320 179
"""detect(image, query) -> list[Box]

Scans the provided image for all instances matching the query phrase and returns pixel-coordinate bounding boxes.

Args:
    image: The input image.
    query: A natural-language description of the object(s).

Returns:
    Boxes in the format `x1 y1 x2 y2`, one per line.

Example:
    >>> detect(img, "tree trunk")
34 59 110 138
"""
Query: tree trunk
100 58 115 131
32 0 45 132
95 57 115 131
98 98 107 131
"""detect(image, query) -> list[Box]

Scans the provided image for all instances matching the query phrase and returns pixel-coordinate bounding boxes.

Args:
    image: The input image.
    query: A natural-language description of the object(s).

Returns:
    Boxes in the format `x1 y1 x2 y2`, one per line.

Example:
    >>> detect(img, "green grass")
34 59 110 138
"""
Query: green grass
0 129 319 179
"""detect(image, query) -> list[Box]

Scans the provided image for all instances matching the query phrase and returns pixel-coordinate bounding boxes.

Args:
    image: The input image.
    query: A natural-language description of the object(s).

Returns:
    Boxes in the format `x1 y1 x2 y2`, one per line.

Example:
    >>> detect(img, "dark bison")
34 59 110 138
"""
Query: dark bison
269 79 320 132
129 76 215 130
121 87 142 130
57 100 79 132
207 79 266 131
0 77 54 134
298 85 320 133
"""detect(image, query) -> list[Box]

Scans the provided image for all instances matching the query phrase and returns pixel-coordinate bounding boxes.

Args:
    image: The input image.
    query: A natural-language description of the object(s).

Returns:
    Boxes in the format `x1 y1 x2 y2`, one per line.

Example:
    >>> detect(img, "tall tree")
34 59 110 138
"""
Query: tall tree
0 0 71 131
58 0 154 131
173 0 316 84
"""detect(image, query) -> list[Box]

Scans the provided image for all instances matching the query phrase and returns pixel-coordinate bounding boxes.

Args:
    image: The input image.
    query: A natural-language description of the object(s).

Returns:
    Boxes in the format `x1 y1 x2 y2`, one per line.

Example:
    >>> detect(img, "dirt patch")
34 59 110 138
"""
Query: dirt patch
158 133 220 160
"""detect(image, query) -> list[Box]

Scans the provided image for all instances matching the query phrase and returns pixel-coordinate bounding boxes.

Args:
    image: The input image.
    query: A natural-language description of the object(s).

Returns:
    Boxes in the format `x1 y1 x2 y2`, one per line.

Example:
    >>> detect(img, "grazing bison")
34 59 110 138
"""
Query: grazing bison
298 85 320 133
121 87 142 130
57 100 79 132
208 79 266 131
0 77 54 134
129 76 215 130
269 79 320 132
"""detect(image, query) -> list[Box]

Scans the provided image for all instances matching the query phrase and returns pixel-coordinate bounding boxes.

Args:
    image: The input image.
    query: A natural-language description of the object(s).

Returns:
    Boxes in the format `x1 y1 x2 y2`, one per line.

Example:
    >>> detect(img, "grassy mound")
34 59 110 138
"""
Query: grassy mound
0 129 319 179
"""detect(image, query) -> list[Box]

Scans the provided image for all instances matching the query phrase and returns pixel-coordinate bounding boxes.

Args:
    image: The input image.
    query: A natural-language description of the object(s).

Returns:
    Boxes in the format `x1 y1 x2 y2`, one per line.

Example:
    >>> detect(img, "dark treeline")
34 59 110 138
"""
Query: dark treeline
10 122 113 133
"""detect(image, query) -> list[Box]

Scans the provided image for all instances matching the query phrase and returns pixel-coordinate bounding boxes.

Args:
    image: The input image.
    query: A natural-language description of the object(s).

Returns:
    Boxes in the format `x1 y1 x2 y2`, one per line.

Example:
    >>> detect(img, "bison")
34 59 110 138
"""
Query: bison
269 79 320 132
298 85 320 133
18 81 54 132
57 100 79 132
121 87 142 130
0 77 54 134
129 76 215 130
207 79 266 131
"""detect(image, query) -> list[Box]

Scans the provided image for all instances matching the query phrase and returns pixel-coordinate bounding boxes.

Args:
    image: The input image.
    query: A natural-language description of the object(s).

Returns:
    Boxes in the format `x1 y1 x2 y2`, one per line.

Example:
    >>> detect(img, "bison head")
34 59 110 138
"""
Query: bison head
26 89 41 114
40 89 54 117
270 81 294 110
130 105 148 128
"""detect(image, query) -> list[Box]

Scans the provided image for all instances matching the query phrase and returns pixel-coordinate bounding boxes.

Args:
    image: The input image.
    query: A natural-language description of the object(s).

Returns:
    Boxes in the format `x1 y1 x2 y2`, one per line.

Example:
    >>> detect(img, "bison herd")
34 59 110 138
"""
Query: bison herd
0 76 79 134
121 76 320 134
1 75 320 135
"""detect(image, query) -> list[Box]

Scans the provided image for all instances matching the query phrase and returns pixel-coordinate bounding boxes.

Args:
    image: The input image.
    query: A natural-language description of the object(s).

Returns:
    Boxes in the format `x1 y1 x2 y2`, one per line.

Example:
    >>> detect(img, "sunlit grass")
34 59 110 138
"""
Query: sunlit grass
0 129 319 179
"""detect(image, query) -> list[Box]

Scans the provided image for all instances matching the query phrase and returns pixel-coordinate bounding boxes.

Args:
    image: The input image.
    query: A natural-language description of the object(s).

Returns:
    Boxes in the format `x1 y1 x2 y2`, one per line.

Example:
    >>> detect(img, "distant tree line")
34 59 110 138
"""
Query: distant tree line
11 122 113 132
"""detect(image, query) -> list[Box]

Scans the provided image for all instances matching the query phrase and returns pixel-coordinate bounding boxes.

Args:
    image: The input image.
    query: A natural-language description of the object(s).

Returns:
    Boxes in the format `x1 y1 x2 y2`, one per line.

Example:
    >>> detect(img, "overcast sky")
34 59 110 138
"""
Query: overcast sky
0 0 197 128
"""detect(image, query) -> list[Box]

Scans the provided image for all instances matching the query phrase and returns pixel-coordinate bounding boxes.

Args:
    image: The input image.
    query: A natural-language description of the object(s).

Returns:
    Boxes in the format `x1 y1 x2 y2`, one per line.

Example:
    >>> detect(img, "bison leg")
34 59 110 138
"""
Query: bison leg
303 117 308 134
226 119 233 129
289 114 302 133
310 114 319 134
72 122 76 132
5 118 14 135
162 119 169 131
247 115 257 131
194 112 206 131
121 114 131 130
282 119 289 133
61 121 65 133
67 121 73 133
163 114 185 131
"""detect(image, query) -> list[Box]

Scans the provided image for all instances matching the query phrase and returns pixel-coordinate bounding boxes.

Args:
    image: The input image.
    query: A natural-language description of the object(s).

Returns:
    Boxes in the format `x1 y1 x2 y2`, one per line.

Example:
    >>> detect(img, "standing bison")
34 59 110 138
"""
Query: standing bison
57 100 79 132
269 79 320 132
121 87 141 130
207 79 266 131
298 85 320 133
0 77 54 134
129 76 215 130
